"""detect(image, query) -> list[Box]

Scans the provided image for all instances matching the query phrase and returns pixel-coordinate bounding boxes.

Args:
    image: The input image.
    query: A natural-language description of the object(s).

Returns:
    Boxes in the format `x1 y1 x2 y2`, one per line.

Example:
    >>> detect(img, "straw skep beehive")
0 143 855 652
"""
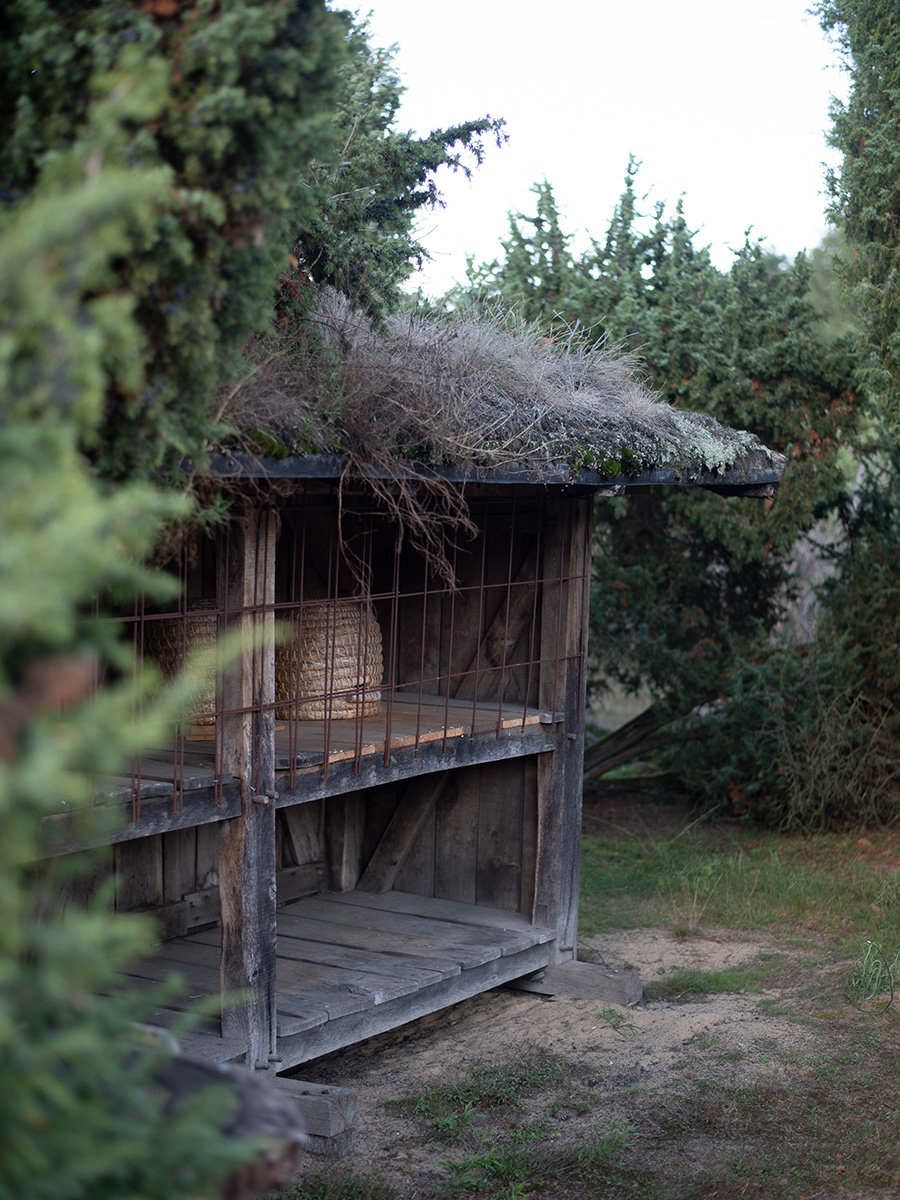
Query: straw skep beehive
275 602 383 720
142 600 218 725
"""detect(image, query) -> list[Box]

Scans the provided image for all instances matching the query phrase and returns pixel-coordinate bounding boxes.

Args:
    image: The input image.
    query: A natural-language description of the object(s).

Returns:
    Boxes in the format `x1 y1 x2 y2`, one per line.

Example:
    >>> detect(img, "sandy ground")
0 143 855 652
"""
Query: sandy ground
292 926 816 1196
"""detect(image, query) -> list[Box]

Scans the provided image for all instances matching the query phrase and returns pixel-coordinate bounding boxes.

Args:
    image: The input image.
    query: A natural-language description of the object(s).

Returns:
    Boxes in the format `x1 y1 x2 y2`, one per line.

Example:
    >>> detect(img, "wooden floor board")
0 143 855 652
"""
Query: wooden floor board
129 888 555 1070
273 911 463 979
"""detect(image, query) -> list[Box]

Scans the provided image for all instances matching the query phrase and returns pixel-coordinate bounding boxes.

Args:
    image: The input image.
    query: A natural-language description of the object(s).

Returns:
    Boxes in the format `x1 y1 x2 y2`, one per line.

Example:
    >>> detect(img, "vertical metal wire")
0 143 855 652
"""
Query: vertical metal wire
383 523 402 763
467 510 489 737
440 537 459 752
495 494 517 735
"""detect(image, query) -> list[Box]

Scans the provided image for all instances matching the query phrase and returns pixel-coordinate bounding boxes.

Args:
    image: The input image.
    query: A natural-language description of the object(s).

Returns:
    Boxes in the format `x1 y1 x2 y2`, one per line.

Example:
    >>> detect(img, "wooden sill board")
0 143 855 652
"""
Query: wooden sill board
93 695 556 802
274 694 549 768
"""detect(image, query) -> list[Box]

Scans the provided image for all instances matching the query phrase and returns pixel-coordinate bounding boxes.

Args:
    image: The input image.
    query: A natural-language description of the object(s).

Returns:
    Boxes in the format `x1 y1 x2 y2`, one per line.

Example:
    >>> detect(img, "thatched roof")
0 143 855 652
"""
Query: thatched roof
217 290 785 496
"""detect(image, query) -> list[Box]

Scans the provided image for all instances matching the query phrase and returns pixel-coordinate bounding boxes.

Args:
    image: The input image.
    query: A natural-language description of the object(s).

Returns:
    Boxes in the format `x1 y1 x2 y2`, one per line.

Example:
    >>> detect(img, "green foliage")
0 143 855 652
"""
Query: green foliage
1 0 347 479
0 25 305 1199
817 0 900 421
844 939 900 1008
287 17 505 323
805 228 858 342
0 431 251 1199
470 166 859 740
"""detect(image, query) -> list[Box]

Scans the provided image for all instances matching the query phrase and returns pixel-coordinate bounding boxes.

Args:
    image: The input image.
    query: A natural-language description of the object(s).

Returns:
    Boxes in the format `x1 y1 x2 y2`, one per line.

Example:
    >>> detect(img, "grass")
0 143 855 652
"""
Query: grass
579 819 900 949
277 1169 399 1200
845 938 900 1010
281 805 900 1200
643 959 782 1000
386 1056 568 1136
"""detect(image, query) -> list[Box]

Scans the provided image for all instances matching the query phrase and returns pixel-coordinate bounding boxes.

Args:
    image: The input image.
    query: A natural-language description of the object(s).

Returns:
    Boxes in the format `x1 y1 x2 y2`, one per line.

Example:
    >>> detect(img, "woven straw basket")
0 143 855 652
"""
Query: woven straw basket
142 600 218 725
276 602 383 720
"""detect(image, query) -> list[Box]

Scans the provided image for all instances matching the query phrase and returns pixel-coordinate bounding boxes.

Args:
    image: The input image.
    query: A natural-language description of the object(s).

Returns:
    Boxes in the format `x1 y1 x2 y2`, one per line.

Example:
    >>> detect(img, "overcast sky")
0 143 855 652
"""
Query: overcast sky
363 0 848 297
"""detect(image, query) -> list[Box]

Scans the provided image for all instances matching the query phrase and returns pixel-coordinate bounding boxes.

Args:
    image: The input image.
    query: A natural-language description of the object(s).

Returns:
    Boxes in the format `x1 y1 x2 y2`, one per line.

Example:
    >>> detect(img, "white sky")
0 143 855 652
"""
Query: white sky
362 0 848 297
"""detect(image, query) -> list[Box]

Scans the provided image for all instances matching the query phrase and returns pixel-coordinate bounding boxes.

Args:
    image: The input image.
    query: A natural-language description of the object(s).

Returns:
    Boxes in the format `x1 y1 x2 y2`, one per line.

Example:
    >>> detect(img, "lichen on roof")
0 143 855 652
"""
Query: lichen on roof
224 288 773 482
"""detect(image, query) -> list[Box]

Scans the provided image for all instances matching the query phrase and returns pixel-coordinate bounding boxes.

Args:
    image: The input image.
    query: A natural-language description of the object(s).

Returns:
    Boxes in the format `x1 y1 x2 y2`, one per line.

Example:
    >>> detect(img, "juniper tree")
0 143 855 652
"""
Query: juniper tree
817 0 900 420
469 167 858 776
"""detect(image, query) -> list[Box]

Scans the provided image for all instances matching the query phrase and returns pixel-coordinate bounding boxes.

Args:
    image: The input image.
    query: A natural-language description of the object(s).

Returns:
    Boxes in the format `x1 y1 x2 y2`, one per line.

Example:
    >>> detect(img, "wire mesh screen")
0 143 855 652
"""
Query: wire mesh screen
106 484 588 818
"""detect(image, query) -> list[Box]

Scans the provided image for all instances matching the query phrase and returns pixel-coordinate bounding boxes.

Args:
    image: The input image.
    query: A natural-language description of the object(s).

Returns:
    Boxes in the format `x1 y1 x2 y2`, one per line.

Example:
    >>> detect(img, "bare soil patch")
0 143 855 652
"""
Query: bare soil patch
285 799 900 1198
290 928 833 1198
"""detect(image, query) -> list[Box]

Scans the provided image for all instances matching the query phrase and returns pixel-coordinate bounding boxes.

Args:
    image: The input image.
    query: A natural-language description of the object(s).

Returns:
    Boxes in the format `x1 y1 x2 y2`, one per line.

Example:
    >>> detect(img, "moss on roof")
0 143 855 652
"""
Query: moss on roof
224 290 777 484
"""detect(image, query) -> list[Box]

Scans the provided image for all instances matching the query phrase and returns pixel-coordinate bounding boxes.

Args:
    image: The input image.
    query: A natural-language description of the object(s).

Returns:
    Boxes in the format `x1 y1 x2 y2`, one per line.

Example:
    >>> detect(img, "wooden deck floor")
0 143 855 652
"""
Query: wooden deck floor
99 694 554 805
128 890 555 1070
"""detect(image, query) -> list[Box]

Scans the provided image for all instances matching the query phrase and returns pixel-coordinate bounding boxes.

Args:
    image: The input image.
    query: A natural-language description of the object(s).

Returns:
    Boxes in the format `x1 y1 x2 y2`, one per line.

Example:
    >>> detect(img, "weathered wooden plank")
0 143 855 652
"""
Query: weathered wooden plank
146 884 220 939
132 758 222 792
519 755 539 920
280 802 322 866
40 783 244 857
274 933 445 988
274 730 557 810
274 910 463 979
154 936 221 970
163 827 197 903
217 506 279 1069
453 544 538 701
325 792 364 891
277 979 375 1020
506 960 643 1006
392 801 435 897
279 896 508 968
277 861 326 903
433 770 478 904
310 892 541 957
93 776 174 802
395 557 442 697
195 822 220 889
533 497 592 959
274 941 551 1069
357 772 449 894
122 953 221 994
276 1007 330 1038
270 1077 358 1158
327 889 551 938
115 836 162 911
475 758 523 913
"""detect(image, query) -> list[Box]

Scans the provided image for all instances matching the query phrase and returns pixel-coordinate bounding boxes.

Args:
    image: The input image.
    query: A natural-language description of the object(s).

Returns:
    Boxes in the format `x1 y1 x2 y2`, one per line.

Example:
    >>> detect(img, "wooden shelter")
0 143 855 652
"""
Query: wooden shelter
39 301 786 1080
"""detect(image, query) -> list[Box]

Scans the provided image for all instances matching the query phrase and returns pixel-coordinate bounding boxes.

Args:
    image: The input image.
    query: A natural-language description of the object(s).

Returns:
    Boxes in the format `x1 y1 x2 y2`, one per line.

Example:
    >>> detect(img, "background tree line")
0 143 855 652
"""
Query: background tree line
462 0 900 831
2 0 899 1194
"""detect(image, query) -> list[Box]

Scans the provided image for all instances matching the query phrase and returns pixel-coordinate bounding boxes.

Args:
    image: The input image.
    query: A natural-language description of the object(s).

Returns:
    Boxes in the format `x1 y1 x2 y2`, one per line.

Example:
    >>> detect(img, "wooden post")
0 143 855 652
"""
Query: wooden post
217 507 278 1070
533 497 592 961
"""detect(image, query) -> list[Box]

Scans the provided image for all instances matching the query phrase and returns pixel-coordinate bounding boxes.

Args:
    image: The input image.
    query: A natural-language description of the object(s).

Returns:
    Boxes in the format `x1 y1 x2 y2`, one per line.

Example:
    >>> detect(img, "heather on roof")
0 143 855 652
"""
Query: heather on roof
224 289 777 483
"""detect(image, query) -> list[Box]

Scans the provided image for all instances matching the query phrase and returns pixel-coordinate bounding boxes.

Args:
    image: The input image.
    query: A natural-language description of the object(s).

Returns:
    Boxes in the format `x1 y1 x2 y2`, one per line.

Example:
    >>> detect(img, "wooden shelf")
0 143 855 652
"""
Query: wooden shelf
127 889 554 1070
274 693 555 769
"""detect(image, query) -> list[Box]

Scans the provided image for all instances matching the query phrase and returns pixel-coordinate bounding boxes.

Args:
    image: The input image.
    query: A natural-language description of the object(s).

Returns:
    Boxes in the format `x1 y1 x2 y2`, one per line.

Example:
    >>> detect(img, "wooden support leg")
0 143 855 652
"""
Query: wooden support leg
217 508 278 1069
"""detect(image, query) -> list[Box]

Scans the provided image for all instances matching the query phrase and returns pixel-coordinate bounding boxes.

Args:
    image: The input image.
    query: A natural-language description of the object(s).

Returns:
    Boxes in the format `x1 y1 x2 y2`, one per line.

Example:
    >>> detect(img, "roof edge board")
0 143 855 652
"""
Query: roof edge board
191 452 786 495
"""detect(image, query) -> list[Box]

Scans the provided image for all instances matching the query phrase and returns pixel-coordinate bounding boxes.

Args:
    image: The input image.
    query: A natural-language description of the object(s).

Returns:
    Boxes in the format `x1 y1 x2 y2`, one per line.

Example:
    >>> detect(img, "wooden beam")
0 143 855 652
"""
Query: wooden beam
532 498 592 960
270 1077 358 1159
505 960 642 1006
357 772 450 893
217 507 279 1070
452 545 538 700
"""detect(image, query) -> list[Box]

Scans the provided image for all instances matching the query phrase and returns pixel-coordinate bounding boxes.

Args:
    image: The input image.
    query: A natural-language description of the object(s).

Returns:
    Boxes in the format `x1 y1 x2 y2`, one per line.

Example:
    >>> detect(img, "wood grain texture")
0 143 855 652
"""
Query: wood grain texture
115 836 162 911
433 770 478 904
217 507 279 1068
475 758 523 913
532 498 592 960
358 772 450 894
